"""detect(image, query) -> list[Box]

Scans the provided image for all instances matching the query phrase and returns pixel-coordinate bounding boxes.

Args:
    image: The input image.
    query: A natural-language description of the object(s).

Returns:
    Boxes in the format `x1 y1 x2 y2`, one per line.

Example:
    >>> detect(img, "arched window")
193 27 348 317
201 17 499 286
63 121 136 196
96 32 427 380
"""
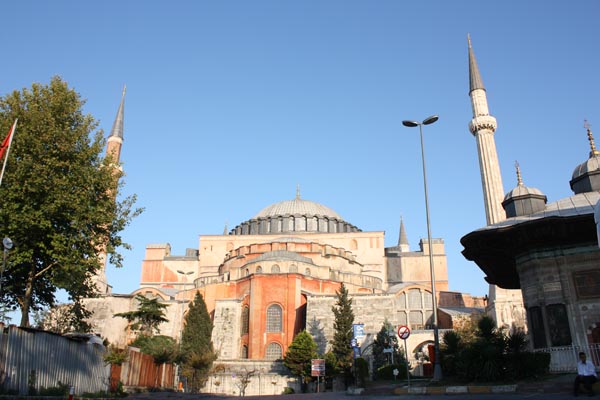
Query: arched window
266 304 282 332
408 289 422 308
244 268 249 277
241 345 248 359
423 291 433 309
305 268 311 276
265 342 282 360
409 310 423 330
271 264 280 273
241 306 249 335
289 264 298 273
256 266 263 273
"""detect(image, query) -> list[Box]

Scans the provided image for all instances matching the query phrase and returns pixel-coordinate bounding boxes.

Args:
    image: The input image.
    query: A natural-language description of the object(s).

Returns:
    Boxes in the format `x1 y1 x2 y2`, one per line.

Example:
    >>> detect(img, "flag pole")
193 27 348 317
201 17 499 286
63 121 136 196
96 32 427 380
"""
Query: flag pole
0 119 18 188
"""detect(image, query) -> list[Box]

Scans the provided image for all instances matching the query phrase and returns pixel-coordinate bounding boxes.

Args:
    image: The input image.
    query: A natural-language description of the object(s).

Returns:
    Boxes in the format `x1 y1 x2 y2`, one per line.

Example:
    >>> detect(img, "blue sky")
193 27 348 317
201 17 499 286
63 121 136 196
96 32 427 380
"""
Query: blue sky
1 1 599 304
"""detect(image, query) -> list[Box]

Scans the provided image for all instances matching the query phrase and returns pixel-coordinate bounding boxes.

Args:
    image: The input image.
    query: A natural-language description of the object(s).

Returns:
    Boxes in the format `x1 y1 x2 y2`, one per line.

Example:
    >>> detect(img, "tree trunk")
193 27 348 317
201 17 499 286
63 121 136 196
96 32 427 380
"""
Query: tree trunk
19 267 35 327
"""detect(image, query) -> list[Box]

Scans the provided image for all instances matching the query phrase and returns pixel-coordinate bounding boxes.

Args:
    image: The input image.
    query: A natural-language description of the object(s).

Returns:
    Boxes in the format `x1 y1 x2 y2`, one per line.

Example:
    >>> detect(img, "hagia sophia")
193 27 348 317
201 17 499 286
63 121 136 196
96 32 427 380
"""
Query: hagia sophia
82 36 600 393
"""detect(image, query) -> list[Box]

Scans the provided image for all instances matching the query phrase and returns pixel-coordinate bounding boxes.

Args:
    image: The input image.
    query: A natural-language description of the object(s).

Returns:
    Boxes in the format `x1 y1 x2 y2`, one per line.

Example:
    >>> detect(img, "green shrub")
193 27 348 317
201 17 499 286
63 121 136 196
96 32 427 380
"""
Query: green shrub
38 381 70 396
375 364 408 380
282 387 295 394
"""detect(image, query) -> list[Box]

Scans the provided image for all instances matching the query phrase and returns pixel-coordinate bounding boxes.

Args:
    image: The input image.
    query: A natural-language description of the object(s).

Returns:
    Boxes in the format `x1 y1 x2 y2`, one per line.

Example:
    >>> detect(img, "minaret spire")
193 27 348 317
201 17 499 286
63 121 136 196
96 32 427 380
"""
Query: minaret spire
296 184 301 199
468 34 485 94
106 85 126 164
397 216 410 252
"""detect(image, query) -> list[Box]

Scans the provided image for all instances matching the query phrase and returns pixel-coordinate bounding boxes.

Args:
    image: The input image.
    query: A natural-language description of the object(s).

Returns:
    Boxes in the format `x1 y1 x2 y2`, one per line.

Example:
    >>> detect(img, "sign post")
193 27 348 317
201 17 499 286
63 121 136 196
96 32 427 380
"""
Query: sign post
311 359 325 393
397 325 411 388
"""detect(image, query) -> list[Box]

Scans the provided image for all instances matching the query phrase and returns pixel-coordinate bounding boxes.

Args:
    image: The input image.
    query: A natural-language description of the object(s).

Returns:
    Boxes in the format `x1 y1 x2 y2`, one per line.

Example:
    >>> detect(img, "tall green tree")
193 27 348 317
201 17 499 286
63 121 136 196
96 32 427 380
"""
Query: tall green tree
0 77 141 327
372 320 401 370
130 334 179 364
284 330 318 387
115 294 169 336
180 292 216 392
330 283 355 386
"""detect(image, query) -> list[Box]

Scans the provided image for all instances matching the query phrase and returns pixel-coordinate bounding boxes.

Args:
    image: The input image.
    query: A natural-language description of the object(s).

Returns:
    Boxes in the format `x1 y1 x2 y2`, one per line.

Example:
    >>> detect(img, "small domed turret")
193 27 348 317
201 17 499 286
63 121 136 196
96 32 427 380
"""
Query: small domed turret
570 120 600 194
502 162 547 218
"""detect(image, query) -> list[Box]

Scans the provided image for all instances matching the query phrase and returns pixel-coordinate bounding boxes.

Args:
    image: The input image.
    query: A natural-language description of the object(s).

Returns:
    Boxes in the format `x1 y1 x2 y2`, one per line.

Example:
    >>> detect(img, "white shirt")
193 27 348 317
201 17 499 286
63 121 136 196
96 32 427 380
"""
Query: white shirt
577 360 598 377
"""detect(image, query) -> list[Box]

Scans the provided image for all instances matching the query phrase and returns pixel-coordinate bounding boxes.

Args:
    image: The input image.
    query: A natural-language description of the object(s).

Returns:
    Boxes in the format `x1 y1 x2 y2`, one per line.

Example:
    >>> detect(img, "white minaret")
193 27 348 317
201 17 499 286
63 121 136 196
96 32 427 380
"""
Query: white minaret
467 36 526 331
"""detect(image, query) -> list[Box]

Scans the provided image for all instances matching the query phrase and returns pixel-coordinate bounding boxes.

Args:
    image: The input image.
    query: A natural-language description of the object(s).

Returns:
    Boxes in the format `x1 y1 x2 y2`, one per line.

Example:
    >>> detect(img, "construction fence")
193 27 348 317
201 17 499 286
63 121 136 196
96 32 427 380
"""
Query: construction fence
0 324 174 395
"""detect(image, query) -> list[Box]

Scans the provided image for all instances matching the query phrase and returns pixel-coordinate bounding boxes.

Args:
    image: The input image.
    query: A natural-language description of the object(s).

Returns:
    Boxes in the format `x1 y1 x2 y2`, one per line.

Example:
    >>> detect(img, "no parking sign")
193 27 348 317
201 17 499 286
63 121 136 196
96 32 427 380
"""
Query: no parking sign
397 325 410 340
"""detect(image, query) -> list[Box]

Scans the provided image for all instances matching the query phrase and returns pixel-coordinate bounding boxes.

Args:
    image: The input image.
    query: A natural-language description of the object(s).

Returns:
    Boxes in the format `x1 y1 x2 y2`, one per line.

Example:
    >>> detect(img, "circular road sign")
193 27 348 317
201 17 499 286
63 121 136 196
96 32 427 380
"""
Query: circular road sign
397 325 411 340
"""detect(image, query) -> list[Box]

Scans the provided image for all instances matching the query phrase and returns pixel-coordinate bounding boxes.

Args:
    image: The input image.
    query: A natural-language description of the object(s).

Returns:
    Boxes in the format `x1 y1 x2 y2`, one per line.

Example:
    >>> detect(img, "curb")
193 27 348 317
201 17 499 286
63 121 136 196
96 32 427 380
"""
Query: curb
393 384 517 395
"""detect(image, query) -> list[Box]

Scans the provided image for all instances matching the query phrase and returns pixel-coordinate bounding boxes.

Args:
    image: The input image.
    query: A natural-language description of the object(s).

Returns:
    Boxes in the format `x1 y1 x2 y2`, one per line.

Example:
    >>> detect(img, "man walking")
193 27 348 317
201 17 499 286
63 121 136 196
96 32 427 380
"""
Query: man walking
574 352 598 396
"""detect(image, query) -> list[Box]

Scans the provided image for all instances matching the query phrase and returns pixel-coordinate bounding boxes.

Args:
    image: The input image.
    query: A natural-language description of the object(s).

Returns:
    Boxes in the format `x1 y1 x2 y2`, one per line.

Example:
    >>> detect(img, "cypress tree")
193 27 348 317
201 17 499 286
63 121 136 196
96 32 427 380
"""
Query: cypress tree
180 292 216 392
330 283 355 386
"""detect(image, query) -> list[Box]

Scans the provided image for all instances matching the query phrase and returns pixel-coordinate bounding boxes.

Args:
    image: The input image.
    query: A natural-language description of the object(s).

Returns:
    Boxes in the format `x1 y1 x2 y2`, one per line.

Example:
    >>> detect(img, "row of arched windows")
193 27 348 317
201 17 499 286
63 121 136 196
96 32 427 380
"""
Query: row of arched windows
243 265 311 276
240 343 282 360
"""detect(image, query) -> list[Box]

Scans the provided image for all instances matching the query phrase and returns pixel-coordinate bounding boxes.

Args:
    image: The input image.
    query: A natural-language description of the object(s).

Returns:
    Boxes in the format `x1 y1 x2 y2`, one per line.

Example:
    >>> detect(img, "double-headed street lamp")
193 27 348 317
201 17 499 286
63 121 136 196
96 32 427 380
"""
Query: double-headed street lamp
176 270 194 340
402 115 443 381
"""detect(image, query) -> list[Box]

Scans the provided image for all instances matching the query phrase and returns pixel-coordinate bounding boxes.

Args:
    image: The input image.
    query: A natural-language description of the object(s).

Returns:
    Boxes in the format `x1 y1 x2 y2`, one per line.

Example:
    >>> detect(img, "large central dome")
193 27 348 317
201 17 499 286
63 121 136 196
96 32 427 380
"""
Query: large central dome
230 194 360 235
254 197 343 220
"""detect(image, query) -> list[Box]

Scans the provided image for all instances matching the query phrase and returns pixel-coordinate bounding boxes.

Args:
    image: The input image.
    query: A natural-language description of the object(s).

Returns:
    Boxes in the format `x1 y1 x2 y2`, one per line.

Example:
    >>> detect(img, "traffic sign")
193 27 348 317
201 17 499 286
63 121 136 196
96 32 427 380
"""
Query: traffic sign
311 359 325 377
397 325 411 340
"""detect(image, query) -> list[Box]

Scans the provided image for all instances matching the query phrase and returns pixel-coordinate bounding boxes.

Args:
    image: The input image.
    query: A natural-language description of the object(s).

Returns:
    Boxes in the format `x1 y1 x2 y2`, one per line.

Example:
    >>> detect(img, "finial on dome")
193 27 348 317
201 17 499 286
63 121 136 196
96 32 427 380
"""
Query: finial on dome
584 119 599 158
515 161 523 186
296 184 301 199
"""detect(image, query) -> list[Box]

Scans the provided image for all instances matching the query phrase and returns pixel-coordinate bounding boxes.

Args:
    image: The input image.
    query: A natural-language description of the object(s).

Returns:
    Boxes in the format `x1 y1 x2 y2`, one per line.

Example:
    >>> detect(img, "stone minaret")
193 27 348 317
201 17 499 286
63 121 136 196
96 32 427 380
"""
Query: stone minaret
93 86 126 294
467 36 525 330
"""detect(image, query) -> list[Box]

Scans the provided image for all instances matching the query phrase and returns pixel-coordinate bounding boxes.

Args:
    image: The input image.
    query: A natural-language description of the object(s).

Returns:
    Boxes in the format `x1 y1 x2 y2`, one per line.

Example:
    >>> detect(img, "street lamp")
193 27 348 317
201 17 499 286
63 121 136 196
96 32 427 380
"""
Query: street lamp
176 269 194 340
401 115 443 381
0 237 13 298
176 269 194 393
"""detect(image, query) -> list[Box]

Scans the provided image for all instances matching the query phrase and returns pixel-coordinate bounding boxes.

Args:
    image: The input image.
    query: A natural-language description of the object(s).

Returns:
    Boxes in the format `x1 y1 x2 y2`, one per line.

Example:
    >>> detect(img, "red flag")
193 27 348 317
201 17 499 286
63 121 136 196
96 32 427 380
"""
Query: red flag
0 119 17 187
0 120 16 160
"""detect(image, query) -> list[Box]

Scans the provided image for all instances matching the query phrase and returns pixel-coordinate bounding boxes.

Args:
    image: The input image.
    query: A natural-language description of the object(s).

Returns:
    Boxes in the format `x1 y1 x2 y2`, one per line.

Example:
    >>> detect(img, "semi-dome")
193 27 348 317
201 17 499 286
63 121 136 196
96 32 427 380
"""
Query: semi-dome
230 193 361 235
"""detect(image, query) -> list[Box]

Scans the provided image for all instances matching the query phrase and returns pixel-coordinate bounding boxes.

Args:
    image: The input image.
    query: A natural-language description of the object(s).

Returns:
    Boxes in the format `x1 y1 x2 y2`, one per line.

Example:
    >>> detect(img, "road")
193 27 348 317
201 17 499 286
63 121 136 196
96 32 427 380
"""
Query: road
127 391 579 400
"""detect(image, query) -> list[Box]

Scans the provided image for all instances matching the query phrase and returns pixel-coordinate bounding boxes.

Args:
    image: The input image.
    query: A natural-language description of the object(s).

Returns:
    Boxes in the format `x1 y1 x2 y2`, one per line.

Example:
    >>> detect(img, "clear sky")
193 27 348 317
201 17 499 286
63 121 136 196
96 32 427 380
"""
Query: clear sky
1 1 599 305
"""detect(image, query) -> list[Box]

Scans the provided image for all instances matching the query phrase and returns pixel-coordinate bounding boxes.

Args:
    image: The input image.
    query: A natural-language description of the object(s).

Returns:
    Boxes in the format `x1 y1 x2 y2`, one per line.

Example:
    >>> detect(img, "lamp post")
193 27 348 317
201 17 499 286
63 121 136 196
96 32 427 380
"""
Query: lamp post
0 237 13 298
402 115 442 381
176 270 194 340
176 269 194 392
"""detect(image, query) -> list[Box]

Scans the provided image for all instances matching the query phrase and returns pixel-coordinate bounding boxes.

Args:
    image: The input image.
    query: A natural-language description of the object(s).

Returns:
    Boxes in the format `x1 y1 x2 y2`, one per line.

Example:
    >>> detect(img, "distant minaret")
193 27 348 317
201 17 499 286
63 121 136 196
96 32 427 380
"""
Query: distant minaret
93 86 126 294
467 37 525 330
397 217 410 252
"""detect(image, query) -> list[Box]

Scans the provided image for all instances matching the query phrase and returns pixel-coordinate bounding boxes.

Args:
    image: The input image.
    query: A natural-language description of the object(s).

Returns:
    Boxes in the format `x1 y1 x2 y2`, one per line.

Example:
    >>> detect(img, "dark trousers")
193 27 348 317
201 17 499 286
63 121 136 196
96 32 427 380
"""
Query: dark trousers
574 375 597 395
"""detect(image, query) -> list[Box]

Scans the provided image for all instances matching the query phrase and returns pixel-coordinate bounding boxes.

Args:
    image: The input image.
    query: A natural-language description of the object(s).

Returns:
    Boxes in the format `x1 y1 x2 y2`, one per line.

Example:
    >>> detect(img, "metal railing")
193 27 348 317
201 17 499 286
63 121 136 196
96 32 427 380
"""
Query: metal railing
533 343 600 373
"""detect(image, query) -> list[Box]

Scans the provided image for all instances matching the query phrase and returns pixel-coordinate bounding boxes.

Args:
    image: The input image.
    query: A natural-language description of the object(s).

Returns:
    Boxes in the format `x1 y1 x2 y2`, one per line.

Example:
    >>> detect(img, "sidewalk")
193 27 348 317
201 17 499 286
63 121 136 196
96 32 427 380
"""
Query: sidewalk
365 373 579 396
